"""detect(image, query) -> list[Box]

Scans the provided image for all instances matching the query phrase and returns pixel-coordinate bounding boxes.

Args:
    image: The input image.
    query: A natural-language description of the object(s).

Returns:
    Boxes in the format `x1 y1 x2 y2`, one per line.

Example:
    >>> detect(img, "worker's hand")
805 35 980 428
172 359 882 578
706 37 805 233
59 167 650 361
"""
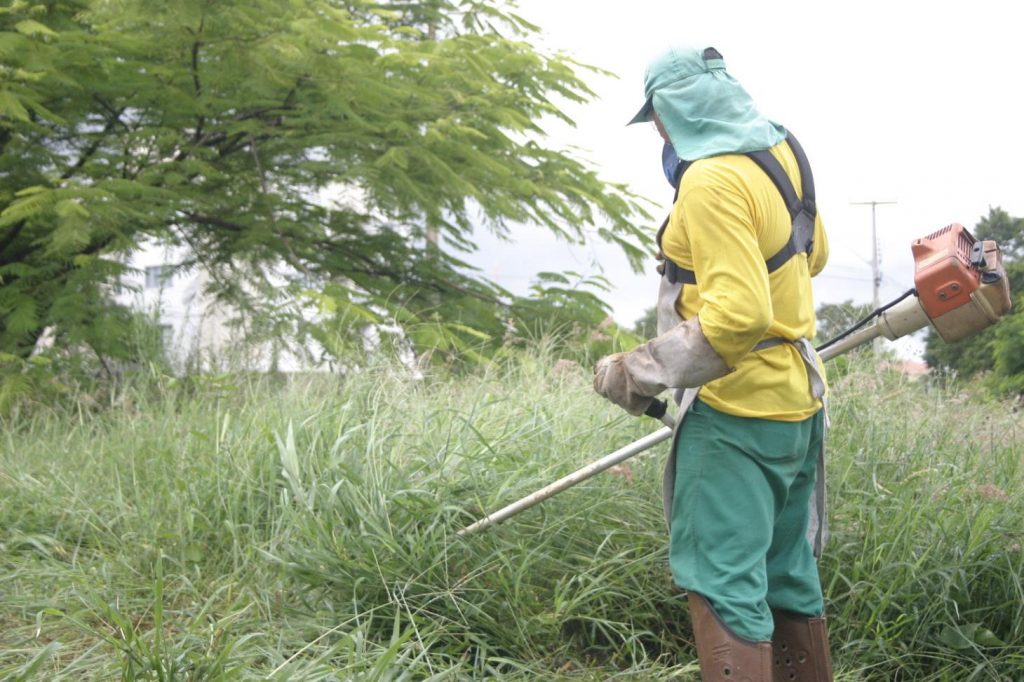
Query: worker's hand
593 353 654 416
595 317 733 417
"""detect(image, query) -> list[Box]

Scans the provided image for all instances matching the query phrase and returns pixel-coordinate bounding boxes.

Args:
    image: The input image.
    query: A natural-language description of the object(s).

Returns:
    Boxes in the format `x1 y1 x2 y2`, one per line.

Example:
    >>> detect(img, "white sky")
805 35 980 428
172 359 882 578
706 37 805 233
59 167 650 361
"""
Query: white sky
464 0 1024 358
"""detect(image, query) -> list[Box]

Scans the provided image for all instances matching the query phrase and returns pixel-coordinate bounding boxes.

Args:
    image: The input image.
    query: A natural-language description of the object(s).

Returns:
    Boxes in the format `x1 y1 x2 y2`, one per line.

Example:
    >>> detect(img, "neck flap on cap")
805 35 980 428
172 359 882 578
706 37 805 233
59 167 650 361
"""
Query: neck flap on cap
630 45 786 161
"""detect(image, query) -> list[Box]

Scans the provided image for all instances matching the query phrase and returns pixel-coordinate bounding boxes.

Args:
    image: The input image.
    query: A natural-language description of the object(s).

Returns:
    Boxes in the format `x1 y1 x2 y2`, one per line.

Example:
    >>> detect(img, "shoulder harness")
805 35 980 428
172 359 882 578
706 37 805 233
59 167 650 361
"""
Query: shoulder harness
655 132 817 285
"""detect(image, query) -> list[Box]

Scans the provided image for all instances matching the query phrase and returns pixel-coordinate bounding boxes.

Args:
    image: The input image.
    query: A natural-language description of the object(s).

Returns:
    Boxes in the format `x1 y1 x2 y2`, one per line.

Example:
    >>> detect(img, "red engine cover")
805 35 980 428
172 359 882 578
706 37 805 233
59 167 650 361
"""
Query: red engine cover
911 223 981 319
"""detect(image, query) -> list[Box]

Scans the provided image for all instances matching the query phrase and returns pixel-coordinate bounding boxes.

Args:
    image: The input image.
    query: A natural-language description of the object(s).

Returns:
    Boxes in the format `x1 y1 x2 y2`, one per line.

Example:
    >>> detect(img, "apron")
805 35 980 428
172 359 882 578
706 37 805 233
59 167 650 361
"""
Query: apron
656 276 829 557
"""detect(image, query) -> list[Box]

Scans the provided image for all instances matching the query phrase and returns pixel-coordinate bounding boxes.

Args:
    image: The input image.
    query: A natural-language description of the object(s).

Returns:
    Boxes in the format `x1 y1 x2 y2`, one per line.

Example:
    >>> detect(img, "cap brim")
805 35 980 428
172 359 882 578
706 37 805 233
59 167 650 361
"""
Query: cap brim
627 96 654 126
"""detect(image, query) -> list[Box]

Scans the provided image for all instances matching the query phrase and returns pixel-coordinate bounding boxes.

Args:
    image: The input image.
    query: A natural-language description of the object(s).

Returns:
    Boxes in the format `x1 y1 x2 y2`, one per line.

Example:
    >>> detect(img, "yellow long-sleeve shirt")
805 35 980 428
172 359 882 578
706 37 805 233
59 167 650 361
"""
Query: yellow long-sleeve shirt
660 139 829 421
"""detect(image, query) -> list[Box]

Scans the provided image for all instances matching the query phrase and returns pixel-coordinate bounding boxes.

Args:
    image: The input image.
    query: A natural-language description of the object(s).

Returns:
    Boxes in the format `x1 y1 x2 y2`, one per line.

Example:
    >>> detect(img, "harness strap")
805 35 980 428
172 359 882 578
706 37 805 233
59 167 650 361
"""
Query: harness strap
657 132 815 286
752 337 787 352
747 144 816 273
654 159 691 263
663 260 697 285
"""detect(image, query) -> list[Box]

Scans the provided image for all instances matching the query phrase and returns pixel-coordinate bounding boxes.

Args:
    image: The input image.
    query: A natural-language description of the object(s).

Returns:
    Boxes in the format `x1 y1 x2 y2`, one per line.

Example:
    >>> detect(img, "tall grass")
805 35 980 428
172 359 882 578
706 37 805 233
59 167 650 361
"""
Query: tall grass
1 349 1021 680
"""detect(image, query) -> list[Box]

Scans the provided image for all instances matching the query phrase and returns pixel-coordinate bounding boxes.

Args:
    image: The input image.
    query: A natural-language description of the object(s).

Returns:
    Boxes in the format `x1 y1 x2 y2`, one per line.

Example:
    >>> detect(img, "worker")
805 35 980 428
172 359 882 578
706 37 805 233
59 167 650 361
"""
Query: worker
593 45 833 681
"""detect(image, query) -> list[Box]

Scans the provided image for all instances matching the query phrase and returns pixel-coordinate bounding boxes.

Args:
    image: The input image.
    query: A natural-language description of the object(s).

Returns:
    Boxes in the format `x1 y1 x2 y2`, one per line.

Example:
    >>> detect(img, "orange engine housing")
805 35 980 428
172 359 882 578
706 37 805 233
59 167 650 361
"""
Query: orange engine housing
912 223 1011 342
912 223 980 318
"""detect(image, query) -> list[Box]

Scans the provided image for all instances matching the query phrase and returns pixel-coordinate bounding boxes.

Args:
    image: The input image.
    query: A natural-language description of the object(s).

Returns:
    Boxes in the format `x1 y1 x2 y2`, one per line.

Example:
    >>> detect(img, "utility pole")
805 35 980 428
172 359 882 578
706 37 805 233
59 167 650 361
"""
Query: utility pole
851 200 896 351
847 199 897 307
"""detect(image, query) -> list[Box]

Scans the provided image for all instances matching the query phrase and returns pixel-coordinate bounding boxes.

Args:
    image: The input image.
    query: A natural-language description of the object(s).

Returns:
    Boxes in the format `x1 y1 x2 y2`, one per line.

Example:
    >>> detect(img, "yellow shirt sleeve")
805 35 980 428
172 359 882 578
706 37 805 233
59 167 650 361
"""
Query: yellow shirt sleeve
679 180 773 367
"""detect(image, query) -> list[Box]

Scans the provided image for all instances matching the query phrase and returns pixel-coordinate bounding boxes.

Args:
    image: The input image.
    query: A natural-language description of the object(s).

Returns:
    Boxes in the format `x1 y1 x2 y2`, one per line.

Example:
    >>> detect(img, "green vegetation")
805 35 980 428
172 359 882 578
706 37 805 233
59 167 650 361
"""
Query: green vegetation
2 4 1021 680
816 300 875 345
0 0 646 368
2 349 1021 680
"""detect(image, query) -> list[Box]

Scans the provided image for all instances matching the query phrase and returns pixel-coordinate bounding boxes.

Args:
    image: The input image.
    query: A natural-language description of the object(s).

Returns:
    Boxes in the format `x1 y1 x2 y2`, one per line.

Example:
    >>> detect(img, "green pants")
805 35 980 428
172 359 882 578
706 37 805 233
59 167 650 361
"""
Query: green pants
669 398 825 642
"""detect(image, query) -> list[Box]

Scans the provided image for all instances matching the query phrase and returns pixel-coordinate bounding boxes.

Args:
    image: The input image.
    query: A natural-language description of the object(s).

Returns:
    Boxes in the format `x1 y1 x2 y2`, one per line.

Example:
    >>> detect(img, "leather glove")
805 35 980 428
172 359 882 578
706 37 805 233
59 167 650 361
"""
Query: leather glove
594 352 653 415
594 316 732 415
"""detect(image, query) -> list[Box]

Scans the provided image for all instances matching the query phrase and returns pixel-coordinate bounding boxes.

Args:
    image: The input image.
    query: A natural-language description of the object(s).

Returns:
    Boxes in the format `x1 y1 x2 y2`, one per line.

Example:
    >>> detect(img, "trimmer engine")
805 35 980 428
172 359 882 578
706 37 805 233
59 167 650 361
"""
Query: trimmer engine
912 223 1012 342
816 223 1012 360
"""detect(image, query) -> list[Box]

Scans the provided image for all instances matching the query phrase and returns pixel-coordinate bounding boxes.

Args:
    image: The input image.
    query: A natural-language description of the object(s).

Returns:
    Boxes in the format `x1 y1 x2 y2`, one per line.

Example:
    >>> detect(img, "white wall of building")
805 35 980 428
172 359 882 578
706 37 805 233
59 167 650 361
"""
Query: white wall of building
117 242 331 373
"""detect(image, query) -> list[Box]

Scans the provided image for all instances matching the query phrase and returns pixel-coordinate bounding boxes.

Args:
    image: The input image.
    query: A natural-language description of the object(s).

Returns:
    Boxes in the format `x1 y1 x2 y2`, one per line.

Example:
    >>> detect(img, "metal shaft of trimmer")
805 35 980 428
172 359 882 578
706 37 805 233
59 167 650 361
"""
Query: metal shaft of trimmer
456 410 674 536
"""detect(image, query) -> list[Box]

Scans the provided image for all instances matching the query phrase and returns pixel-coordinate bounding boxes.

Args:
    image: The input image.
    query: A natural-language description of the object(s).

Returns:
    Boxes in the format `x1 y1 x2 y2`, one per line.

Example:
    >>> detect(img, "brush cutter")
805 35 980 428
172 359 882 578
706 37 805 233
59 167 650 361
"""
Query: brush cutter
458 223 1012 536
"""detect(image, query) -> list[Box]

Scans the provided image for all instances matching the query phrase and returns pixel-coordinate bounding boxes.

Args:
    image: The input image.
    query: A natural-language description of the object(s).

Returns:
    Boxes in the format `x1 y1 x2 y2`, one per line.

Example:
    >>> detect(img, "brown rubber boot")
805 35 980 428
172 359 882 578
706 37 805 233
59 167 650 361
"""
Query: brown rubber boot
688 592 773 682
770 609 834 681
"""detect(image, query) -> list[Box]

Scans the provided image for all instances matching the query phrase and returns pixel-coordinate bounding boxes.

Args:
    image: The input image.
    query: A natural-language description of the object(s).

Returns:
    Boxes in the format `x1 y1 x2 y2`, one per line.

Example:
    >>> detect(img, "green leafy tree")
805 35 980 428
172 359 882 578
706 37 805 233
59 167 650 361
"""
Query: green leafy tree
815 299 874 344
0 0 648 366
924 207 1024 386
632 305 657 340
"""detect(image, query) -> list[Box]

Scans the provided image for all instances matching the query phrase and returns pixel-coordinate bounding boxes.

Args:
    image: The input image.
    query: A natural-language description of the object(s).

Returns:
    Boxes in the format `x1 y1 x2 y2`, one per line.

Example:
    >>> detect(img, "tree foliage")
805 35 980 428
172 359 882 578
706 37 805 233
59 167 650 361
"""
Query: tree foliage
815 299 874 344
632 305 657 340
924 207 1024 390
0 0 648 366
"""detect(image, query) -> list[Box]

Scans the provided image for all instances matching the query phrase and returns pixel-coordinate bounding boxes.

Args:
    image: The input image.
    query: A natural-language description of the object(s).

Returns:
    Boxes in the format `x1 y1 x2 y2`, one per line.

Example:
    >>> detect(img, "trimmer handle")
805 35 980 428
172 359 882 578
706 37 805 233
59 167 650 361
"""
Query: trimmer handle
644 399 675 428
644 399 668 420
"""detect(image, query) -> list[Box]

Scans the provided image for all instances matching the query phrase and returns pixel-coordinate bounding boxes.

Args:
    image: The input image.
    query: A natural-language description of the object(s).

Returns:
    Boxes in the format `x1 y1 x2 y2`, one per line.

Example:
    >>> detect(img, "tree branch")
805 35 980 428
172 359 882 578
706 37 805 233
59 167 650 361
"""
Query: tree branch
191 12 206 145
173 221 241 300
0 221 26 261
311 237 505 307
182 211 247 232
0 104 116 259
91 96 132 132
61 108 127 180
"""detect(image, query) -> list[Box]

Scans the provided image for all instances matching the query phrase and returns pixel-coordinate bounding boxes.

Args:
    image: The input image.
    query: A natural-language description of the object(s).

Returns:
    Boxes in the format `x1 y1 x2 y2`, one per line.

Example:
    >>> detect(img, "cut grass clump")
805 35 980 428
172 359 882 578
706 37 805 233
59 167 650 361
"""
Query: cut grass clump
1 350 1022 680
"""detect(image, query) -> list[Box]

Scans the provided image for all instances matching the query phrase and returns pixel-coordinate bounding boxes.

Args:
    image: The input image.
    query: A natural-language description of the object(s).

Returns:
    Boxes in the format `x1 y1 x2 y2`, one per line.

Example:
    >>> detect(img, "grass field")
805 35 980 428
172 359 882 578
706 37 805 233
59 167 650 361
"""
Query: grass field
1 350 1022 680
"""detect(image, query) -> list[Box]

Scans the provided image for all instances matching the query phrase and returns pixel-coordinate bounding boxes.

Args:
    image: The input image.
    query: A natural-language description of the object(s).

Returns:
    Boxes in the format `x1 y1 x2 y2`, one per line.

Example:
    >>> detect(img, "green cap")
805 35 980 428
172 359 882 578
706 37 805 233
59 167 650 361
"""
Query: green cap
627 44 786 161
627 46 726 126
